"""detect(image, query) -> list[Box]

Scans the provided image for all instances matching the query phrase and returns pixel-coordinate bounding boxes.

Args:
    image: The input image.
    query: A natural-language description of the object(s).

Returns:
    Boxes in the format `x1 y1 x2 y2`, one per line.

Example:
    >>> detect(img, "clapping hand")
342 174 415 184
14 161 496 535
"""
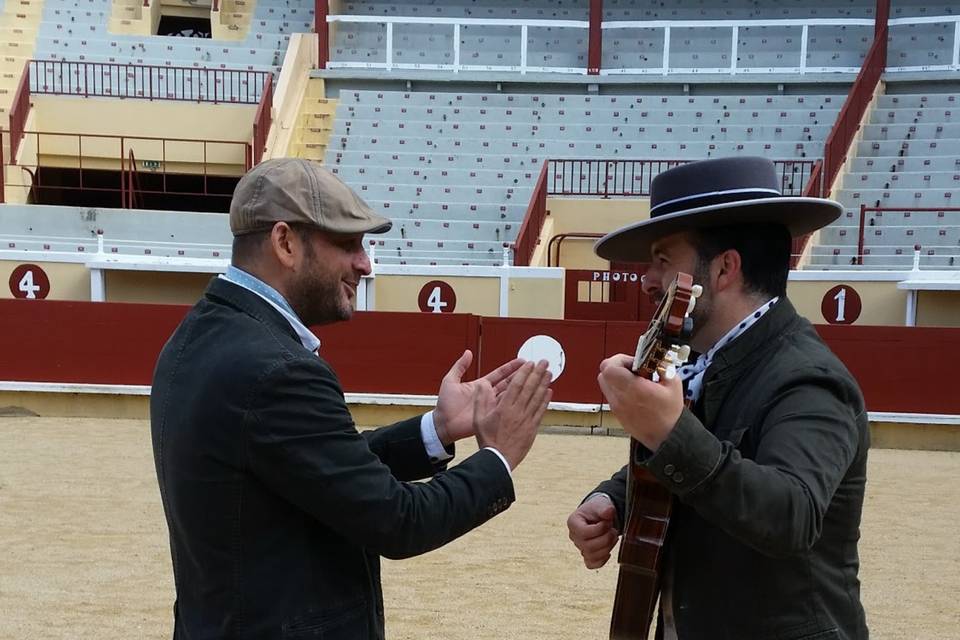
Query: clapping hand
433 350 527 445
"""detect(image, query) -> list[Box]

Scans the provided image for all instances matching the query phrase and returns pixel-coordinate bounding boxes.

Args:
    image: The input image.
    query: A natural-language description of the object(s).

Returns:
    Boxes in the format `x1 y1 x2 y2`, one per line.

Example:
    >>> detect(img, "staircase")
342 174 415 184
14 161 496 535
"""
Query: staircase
811 90 960 268
108 0 146 34
291 79 335 162
211 0 253 41
0 0 42 165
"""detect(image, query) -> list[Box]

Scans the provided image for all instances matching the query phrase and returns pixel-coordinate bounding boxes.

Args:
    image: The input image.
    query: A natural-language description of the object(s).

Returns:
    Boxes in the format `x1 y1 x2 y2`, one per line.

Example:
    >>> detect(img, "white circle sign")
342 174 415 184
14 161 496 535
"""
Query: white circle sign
517 335 566 382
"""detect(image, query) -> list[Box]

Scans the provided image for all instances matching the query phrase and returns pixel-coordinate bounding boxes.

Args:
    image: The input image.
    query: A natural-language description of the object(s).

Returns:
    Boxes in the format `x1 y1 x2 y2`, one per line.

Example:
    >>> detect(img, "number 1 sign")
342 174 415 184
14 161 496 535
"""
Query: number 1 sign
821 285 862 325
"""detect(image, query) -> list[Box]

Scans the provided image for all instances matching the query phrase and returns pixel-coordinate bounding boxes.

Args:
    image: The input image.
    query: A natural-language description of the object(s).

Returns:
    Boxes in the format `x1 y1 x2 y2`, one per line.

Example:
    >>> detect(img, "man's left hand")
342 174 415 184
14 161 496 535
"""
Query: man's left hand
434 350 526 445
597 353 684 451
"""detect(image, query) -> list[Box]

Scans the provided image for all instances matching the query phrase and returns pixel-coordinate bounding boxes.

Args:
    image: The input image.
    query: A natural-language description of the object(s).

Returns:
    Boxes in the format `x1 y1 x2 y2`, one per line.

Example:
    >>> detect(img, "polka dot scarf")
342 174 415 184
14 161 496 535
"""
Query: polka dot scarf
678 297 779 404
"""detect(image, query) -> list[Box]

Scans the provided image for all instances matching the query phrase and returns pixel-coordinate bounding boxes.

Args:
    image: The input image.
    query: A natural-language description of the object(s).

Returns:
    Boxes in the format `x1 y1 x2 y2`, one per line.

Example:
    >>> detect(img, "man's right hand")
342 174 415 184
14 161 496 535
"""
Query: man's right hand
567 494 620 569
473 360 552 470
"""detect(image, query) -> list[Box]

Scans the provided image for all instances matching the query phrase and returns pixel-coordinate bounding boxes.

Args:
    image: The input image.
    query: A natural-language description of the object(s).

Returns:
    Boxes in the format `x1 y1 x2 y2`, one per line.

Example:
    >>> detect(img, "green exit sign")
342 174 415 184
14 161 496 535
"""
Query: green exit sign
142 160 161 171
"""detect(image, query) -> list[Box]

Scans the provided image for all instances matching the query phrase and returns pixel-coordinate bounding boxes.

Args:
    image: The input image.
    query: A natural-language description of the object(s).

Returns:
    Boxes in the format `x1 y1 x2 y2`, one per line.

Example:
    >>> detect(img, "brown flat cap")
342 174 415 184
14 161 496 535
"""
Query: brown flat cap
229 158 392 236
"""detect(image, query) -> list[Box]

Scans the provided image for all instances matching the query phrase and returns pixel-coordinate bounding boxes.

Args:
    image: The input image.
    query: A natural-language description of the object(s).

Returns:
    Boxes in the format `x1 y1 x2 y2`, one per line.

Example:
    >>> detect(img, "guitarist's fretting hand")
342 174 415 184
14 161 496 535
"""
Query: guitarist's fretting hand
567 494 620 569
597 353 685 452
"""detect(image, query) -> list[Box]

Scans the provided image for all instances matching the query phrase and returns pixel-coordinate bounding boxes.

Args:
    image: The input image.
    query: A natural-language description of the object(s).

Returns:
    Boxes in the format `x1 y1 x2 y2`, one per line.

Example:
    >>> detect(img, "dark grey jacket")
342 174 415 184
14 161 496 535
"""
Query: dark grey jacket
151 277 514 640
596 298 869 640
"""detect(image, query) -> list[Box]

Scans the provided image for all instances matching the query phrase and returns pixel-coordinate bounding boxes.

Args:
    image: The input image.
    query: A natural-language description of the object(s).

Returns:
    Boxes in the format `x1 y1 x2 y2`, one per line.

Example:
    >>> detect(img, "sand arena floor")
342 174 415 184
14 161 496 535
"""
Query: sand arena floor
0 417 958 639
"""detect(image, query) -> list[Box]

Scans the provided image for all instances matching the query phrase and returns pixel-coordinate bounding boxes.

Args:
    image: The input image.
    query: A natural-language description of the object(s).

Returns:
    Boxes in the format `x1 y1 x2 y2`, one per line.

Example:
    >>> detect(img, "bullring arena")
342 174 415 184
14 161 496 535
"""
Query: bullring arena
3 0 960 637
1 418 958 639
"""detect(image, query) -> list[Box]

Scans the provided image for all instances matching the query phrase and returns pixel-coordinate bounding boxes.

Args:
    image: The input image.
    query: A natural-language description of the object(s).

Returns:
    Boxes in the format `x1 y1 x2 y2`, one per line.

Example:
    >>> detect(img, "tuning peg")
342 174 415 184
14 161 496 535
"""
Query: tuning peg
676 344 691 363
692 284 703 297
657 362 678 380
687 295 697 315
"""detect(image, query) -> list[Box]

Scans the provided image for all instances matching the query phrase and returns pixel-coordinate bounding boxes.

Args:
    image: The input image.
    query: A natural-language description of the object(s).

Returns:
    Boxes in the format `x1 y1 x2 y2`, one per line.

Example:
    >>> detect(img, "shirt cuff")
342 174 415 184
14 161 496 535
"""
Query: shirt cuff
483 447 513 477
420 411 454 465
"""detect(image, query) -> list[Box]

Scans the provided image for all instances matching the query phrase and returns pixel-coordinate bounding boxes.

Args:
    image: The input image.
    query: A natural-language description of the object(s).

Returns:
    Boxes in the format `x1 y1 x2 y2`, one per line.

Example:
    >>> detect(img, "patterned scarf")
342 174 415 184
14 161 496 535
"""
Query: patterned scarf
678 297 779 404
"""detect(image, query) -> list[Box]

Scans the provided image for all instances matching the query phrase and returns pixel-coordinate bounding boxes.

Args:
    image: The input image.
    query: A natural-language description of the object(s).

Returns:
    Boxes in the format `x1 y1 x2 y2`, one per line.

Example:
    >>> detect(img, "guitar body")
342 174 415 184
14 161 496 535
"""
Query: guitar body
608 273 700 640
609 444 673 640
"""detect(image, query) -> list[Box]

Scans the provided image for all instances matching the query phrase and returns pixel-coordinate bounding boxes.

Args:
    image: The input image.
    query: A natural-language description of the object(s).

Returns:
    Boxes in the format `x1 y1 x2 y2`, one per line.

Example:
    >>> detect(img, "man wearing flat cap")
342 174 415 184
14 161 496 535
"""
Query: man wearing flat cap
567 157 869 639
151 158 552 639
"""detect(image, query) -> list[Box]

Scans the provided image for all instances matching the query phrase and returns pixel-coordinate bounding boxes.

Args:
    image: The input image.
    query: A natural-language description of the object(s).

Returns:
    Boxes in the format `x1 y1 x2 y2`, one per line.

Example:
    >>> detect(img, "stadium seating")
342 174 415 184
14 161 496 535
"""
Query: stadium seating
811 91 960 269
31 0 315 98
326 89 842 265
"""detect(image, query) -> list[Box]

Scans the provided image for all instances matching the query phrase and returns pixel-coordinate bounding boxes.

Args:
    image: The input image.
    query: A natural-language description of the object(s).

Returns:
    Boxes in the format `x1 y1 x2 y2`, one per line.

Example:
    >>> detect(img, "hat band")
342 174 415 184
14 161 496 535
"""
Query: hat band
650 187 781 218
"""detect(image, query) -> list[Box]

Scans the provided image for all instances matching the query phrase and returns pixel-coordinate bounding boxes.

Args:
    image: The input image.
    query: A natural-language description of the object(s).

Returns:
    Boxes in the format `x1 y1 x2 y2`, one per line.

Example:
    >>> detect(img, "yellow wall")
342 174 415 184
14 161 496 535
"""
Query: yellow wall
373 275 500 315
104 271 212 304
372 274 563 318
0 260 90 300
788 280 907 326
507 277 564 319
540 197 650 269
35 96 256 140
30 96 256 173
916 291 960 328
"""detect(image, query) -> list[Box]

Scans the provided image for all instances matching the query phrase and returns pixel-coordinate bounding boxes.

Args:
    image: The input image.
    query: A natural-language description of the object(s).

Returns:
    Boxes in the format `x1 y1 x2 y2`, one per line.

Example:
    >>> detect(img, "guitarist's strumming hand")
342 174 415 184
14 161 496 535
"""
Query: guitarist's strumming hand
567 494 620 569
597 353 685 452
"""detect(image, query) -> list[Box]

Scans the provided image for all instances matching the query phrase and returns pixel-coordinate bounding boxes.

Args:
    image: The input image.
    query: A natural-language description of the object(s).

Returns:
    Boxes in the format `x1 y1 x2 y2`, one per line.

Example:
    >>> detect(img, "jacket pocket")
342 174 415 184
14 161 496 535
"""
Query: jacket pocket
282 599 369 639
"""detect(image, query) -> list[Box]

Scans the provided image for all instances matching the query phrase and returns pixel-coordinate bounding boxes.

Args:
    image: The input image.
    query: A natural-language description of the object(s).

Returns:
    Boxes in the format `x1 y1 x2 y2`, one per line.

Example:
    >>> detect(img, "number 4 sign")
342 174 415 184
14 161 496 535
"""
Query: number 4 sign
9 264 51 300
418 280 457 314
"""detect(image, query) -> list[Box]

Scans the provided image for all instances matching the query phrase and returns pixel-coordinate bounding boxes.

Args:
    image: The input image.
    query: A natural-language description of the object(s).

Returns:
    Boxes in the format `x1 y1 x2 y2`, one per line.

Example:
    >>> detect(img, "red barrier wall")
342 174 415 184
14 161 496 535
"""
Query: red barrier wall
0 298 189 385
479 317 606 404
2 299 959 416
816 325 960 415
316 311 479 396
0 301 477 396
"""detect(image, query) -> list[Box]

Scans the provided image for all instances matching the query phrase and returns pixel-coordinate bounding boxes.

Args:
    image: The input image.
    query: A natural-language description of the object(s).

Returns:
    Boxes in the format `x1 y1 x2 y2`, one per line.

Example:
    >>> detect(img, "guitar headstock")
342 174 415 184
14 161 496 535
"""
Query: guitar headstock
632 273 702 381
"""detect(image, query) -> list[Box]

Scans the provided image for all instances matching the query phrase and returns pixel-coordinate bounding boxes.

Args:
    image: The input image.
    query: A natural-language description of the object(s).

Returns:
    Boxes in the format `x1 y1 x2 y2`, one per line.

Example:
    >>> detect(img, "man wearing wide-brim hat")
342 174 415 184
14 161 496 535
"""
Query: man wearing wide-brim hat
567 157 869 639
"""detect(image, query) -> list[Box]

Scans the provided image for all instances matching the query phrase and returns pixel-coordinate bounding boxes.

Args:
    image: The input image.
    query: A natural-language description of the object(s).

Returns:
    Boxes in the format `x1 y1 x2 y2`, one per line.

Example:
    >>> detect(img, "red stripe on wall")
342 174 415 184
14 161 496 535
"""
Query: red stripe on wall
2 299 959 415
479 317 607 405
0 298 189 386
816 325 960 415
315 311 479 396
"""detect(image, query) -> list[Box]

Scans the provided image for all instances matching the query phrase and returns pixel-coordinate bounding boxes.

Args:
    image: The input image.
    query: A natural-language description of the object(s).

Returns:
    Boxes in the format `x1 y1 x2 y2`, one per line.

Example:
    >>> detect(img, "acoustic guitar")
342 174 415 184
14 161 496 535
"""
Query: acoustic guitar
609 272 701 640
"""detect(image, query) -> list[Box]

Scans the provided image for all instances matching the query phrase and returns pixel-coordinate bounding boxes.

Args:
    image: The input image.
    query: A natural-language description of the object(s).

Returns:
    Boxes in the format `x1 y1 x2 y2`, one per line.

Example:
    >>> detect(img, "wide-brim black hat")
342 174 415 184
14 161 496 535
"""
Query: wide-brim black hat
594 156 843 262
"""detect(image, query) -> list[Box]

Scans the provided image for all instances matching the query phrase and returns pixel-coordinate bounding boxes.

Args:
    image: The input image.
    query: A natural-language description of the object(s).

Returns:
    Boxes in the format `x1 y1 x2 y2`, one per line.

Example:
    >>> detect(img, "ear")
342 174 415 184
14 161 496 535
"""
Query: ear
713 249 743 294
269 222 300 269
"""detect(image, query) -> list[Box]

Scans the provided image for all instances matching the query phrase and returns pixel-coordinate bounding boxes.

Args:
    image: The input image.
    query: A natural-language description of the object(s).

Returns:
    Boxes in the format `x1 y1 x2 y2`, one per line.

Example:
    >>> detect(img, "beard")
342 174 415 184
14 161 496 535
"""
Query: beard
286 243 354 327
688 257 714 343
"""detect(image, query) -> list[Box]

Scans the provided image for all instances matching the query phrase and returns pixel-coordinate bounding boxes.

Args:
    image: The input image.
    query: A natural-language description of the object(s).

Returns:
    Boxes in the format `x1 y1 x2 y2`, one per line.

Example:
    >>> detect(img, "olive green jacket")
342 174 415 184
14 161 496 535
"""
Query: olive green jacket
596 298 869 640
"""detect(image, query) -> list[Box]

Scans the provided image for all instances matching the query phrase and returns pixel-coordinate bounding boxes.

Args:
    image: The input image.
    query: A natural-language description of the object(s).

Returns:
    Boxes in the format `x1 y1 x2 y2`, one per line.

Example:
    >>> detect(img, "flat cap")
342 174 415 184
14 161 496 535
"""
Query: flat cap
229 158 392 236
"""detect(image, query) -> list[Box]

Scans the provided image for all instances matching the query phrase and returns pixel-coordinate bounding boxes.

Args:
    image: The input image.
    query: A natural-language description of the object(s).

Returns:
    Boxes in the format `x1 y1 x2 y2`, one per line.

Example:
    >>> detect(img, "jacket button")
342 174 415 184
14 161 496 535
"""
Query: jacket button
663 464 675 476
672 472 684 483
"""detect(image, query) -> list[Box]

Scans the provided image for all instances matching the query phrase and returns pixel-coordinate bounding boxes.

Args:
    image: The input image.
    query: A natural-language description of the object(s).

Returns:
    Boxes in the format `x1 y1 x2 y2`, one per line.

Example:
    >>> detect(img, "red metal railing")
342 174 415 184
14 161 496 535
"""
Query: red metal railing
516 158 817 266
513 160 549 266
587 0 602 75
122 148 143 209
548 158 816 197
317 0 330 69
8 130 251 208
855 206 960 266
9 62 31 163
29 60 269 105
818 33 887 199
546 232 603 267
790 1 889 264
252 74 273 165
